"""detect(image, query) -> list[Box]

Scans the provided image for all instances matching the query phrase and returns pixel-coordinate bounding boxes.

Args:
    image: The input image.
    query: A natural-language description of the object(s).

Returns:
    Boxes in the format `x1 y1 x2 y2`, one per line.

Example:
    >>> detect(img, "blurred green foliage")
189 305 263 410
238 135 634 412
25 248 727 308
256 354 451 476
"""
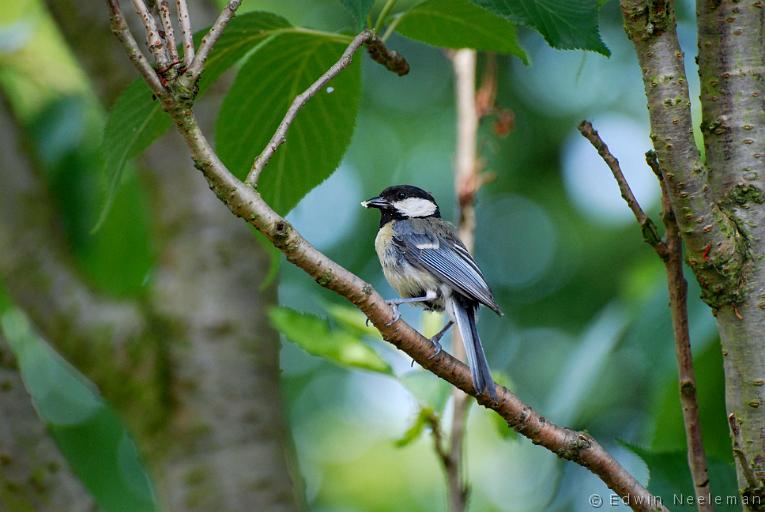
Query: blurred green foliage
1 311 158 512
0 0 737 510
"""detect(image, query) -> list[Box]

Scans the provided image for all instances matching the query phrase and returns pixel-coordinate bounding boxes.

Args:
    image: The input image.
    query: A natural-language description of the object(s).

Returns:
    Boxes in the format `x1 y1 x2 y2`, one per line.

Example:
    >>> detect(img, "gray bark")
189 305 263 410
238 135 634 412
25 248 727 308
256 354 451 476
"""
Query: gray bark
622 0 765 503
697 0 765 502
0 100 100 505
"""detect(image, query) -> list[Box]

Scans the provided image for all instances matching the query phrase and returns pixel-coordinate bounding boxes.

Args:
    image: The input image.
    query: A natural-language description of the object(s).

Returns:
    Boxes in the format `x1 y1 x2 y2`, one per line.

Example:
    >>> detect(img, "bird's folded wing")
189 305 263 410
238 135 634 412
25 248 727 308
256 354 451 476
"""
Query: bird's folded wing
395 231 501 314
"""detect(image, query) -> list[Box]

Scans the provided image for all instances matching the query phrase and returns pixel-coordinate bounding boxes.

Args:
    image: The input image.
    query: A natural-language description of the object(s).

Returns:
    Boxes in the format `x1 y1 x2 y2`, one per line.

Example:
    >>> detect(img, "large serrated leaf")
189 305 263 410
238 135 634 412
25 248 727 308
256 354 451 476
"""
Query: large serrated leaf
269 307 391 374
216 32 361 214
397 0 527 61
96 12 291 229
471 0 610 56
1 310 159 512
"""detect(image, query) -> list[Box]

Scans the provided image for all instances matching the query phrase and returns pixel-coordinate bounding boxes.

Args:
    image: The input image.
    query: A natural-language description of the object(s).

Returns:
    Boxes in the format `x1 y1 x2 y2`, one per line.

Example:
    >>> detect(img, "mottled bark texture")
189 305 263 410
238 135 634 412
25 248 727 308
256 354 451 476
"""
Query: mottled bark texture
696 0 765 504
0 96 160 430
622 0 765 504
0 337 96 512
0 2 302 510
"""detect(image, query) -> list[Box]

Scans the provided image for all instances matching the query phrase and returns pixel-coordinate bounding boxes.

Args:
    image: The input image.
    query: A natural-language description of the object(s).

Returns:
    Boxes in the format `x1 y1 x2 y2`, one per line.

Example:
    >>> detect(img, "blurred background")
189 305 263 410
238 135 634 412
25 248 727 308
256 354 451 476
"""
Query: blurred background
0 0 731 511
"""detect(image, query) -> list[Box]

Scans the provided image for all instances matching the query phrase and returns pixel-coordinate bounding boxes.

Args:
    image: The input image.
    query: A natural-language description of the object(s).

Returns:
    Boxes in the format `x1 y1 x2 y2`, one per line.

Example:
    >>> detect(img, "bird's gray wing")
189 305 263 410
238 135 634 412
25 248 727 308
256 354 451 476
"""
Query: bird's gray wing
393 222 502 314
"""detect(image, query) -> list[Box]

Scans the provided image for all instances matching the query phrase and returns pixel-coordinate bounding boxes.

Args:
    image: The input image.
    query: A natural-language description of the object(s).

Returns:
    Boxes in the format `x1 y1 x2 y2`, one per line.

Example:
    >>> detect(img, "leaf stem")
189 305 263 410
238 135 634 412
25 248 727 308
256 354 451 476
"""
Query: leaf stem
245 29 374 187
380 13 403 43
373 0 398 34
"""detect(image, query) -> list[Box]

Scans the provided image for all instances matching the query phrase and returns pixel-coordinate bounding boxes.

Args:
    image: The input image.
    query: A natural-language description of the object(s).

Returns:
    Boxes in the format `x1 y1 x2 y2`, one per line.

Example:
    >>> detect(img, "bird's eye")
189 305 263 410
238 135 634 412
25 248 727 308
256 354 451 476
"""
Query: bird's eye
397 192 405 200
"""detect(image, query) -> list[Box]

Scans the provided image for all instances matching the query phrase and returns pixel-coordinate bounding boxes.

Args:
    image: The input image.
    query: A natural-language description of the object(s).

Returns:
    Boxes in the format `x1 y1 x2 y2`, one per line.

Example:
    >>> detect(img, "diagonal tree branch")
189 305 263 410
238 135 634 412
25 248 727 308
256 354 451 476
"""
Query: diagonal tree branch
579 120 712 512
106 3 666 509
107 0 165 96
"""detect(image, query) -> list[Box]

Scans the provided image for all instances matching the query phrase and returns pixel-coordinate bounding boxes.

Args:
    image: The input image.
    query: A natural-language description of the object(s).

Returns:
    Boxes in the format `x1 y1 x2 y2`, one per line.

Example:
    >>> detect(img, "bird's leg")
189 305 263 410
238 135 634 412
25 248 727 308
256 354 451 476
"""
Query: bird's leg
428 320 453 358
383 291 437 326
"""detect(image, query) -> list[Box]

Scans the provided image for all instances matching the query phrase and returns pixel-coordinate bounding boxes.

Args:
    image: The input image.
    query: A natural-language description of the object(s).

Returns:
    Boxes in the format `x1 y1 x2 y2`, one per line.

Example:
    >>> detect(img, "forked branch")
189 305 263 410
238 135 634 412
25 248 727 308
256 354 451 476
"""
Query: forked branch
104 2 665 509
580 121 712 512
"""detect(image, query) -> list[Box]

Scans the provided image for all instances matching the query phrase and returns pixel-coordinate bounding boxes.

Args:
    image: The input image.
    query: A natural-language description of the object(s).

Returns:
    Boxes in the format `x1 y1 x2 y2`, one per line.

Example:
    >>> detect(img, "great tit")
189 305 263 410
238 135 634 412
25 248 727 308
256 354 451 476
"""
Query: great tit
362 185 501 400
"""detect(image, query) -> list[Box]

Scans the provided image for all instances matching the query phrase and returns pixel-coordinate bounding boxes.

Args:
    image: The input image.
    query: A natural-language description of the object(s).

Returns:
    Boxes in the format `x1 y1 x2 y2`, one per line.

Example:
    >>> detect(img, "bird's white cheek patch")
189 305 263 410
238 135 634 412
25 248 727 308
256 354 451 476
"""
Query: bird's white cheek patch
394 197 437 217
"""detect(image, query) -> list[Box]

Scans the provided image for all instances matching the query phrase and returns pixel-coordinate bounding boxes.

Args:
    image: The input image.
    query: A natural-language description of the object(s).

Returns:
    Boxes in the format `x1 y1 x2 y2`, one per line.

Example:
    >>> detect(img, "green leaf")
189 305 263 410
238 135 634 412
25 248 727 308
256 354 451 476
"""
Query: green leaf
94 81 171 231
269 307 392 374
395 407 434 447
625 444 739 511
216 31 361 214
396 0 528 61
96 12 291 229
470 0 610 56
340 0 374 29
1 310 159 512
324 303 382 339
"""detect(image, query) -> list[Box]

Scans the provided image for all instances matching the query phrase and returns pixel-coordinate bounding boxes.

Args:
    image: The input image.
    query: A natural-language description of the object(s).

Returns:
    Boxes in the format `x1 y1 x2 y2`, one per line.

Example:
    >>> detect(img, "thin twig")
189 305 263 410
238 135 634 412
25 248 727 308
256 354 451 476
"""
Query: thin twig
578 120 711 512
108 11 668 509
578 120 666 258
445 48 480 512
107 0 165 96
157 0 178 64
647 151 713 511
175 0 194 68
245 29 375 187
131 0 169 68
186 0 241 82
728 413 761 490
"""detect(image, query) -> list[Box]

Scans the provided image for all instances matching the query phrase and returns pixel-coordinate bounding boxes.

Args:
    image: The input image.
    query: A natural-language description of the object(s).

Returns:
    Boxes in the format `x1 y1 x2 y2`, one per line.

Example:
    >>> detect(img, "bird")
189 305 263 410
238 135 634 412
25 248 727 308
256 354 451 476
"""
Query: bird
362 184 501 400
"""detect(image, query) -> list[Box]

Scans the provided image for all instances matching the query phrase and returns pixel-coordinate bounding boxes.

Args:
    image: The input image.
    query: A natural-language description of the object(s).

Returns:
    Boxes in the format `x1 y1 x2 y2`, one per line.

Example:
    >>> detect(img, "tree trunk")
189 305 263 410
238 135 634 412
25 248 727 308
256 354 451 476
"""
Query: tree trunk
697 0 765 501
622 0 765 503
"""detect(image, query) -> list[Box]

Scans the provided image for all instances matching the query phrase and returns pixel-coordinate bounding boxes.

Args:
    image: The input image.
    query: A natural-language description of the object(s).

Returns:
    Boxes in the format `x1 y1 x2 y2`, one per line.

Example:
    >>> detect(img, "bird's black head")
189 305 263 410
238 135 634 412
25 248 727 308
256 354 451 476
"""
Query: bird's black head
362 185 441 226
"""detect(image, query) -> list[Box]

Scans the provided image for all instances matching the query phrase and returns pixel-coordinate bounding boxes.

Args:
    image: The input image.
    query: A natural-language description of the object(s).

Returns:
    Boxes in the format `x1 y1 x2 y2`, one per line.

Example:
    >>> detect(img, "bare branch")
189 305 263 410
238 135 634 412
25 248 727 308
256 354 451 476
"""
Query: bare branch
646 151 713 511
107 0 165 96
131 0 169 68
578 120 667 258
169 100 664 512
108 13 667 510
444 48 480 512
245 29 375 187
578 120 711 511
158 0 179 63
176 0 195 67
186 0 241 82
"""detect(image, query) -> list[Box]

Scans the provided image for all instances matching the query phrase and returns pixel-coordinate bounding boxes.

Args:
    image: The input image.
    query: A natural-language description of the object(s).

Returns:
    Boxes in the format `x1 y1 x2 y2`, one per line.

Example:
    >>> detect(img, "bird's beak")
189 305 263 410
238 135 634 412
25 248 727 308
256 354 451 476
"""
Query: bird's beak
361 196 389 209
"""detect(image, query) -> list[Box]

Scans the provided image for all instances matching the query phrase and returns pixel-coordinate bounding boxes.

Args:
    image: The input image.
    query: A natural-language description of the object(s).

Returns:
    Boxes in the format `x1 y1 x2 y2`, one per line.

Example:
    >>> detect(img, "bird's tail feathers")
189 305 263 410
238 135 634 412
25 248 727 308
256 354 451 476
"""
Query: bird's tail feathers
449 295 497 400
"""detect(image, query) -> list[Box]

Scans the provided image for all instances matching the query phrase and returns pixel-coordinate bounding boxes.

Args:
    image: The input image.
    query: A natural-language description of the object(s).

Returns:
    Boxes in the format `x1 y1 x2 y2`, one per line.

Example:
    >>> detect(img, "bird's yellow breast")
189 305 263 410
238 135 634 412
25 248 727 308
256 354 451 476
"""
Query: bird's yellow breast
374 221 395 263
374 221 441 301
